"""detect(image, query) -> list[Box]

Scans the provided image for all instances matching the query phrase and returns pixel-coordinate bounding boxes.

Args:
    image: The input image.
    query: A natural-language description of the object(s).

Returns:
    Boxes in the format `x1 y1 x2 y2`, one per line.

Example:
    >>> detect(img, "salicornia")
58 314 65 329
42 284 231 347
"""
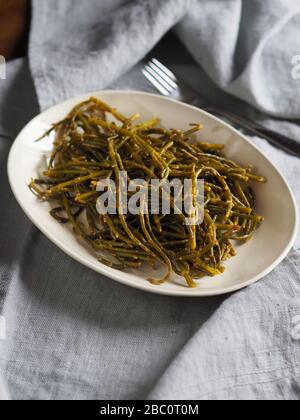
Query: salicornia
30 98 266 288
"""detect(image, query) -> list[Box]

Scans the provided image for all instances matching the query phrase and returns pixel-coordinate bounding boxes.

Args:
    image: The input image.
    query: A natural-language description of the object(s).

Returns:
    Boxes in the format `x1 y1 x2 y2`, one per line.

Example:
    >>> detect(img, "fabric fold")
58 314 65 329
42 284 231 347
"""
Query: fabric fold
29 0 192 110
148 249 300 400
30 0 300 118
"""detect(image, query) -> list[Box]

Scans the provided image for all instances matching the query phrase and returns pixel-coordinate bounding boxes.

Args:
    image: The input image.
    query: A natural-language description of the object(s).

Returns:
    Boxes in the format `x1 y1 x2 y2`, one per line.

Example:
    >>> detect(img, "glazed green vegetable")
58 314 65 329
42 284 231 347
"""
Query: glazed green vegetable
30 98 266 288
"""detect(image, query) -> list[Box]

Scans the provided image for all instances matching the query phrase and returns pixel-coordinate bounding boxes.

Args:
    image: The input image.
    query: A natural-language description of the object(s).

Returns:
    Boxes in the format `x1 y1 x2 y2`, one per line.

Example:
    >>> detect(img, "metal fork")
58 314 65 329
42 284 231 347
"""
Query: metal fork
143 58 300 158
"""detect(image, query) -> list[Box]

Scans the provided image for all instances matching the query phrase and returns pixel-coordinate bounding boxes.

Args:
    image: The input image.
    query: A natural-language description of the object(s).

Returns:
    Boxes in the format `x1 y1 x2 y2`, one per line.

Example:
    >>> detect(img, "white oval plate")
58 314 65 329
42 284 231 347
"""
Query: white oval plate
7 91 298 297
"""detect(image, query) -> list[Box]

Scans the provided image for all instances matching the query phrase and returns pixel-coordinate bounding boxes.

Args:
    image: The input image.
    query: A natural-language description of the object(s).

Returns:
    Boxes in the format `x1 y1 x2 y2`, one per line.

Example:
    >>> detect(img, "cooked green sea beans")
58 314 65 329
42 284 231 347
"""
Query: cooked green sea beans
30 98 266 288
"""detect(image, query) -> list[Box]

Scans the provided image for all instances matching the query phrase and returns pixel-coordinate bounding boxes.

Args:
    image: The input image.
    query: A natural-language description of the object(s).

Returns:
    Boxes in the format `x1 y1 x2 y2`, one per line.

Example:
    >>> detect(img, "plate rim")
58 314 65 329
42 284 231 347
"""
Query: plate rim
7 90 299 297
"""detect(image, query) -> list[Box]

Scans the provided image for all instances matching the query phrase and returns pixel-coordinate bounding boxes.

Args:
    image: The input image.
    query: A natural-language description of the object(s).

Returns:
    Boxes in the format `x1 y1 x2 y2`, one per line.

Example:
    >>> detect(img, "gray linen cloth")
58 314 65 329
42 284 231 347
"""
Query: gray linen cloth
0 0 300 400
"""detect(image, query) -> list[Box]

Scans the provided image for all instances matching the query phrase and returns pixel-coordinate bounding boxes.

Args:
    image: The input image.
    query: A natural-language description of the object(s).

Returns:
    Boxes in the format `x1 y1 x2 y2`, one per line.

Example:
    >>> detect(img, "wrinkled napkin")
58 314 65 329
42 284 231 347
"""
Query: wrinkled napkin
0 0 299 400
30 0 300 118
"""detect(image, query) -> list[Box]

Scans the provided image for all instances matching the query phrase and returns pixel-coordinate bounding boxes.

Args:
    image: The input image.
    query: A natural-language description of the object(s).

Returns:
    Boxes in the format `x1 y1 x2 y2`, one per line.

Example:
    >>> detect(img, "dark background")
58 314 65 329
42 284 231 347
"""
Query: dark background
0 0 30 60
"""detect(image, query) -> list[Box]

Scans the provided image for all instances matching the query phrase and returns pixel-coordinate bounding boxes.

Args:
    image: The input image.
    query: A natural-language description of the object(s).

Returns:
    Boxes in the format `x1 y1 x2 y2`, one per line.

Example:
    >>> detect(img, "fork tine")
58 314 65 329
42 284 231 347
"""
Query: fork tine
144 65 175 94
142 69 170 96
148 61 178 90
151 58 177 82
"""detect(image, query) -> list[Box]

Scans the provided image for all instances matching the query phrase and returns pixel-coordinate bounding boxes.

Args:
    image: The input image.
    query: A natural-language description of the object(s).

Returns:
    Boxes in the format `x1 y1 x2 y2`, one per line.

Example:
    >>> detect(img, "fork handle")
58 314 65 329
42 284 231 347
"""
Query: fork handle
206 107 300 158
